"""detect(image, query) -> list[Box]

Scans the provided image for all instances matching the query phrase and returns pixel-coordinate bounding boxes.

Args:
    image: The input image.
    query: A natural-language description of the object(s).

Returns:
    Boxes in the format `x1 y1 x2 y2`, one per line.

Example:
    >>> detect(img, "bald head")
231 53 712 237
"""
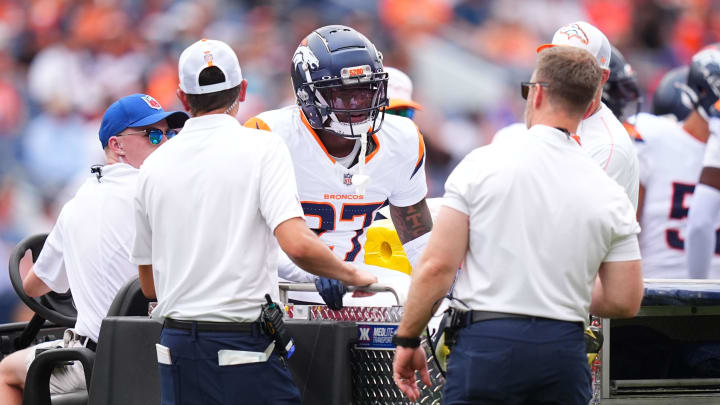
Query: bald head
535 46 603 118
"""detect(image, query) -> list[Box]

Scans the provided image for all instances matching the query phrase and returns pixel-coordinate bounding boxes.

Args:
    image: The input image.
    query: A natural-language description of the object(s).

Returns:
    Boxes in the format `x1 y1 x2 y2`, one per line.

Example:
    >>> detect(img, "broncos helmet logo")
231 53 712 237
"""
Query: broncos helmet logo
559 24 589 44
292 45 320 73
693 49 720 97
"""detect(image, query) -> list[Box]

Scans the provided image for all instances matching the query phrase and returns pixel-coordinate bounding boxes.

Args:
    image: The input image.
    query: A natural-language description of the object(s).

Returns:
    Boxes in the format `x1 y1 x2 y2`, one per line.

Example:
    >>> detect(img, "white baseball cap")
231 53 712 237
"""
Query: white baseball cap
537 21 611 70
178 39 243 94
385 67 422 110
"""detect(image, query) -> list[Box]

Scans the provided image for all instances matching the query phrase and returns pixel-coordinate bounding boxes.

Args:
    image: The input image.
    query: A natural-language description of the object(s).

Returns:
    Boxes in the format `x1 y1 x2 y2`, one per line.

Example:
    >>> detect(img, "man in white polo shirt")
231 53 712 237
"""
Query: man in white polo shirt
538 21 640 209
131 39 376 405
0 94 188 404
391 46 643 404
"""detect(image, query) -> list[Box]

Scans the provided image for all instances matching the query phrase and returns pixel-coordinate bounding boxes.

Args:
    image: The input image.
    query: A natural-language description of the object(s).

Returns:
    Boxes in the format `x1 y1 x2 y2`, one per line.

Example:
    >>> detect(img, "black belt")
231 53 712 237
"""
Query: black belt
469 311 531 324
164 319 255 333
75 335 97 351
468 311 583 328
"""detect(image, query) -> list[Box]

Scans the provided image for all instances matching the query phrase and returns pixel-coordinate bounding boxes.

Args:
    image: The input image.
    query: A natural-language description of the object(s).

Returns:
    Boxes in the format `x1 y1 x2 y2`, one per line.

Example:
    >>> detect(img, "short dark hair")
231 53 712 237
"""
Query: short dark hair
185 66 241 115
536 47 602 117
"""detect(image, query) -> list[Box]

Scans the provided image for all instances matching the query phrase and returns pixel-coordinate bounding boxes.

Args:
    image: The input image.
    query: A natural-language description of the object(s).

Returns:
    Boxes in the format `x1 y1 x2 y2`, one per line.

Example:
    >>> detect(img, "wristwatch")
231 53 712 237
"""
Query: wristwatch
392 334 421 348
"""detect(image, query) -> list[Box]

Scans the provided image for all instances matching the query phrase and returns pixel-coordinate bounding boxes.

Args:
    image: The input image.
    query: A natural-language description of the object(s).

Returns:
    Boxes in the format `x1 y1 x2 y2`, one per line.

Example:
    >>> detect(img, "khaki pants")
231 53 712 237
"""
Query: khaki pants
24 329 89 394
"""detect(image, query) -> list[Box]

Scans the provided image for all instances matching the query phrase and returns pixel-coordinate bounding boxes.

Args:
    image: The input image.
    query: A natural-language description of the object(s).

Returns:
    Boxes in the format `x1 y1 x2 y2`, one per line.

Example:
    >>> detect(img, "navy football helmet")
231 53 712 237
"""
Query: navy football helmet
652 66 691 121
684 45 720 120
290 25 388 138
602 46 641 121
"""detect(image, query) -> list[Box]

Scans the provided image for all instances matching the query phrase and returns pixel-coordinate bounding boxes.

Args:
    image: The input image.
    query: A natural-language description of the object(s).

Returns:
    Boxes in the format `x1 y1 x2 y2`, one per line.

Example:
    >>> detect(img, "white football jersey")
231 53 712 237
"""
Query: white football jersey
245 106 427 262
634 113 720 278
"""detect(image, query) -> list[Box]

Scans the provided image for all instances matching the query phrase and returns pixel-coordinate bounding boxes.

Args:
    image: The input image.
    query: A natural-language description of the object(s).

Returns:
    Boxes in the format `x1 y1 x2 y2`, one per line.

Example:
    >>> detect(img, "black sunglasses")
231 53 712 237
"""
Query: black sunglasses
116 128 179 145
521 81 551 100
385 108 415 119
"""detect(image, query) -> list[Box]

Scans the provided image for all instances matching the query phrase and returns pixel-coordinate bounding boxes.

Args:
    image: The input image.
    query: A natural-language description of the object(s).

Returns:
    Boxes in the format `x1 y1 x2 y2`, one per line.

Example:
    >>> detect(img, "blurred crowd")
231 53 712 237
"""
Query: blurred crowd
1 0 720 322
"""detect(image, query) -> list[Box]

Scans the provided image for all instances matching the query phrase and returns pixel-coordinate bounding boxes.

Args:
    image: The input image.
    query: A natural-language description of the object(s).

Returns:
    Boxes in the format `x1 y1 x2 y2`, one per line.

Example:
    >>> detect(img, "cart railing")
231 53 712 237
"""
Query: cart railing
278 282 401 306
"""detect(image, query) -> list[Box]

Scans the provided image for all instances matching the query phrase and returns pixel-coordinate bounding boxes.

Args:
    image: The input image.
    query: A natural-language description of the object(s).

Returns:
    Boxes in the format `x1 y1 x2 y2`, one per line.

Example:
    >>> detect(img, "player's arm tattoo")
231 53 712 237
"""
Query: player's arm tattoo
389 199 433 244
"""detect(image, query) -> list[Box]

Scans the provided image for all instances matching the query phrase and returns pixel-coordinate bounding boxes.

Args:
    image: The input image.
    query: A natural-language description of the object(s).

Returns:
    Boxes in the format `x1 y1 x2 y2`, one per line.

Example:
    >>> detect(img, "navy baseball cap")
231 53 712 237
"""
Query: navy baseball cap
99 94 189 148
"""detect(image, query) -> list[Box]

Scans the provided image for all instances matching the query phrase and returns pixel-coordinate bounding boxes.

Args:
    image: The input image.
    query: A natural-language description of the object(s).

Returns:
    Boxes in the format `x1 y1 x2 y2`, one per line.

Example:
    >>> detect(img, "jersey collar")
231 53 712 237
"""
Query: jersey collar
299 110 380 165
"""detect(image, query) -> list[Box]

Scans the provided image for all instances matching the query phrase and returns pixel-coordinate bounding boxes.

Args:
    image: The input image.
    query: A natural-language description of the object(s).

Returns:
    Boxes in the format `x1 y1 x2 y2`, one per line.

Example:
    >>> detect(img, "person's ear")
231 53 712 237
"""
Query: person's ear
533 83 543 109
238 79 248 103
108 137 125 156
601 69 610 85
177 88 191 113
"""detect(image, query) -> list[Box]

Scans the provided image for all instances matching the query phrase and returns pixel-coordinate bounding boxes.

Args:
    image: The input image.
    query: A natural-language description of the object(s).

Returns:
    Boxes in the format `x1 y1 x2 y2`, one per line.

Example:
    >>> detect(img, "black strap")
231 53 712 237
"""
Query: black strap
469 310 531 324
75 334 97 351
554 127 571 136
468 311 584 328
164 319 255 333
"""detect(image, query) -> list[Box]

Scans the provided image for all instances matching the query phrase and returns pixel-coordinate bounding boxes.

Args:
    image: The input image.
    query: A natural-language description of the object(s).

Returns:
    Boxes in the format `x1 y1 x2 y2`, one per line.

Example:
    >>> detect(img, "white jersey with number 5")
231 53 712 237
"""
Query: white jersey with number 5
634 113 720 278
244 106 427 262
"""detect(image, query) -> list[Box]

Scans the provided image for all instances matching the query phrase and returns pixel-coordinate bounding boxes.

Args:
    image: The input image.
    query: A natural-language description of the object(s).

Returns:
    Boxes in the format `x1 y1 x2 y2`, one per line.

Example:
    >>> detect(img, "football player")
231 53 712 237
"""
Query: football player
244 26 432 308
652 66 691 122
620 47 720 278
602 46 642 126
686 45 720 279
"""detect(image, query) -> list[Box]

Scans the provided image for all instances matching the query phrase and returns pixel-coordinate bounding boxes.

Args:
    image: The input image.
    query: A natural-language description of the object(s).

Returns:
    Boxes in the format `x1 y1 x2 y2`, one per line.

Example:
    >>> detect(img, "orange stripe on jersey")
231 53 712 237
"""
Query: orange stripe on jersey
365 133 381 163
299 111 336 164
416 128 426 168
623 122 643 141
243 117 271 131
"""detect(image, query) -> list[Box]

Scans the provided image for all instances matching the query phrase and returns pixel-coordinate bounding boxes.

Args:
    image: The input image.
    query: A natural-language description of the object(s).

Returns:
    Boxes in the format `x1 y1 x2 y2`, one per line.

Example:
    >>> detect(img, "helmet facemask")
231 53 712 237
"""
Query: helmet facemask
298 68 388 139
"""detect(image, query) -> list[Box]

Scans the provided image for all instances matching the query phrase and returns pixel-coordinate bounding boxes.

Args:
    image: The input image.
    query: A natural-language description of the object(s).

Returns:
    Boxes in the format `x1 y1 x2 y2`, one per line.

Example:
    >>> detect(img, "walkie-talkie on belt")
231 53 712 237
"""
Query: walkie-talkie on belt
260 294 295 359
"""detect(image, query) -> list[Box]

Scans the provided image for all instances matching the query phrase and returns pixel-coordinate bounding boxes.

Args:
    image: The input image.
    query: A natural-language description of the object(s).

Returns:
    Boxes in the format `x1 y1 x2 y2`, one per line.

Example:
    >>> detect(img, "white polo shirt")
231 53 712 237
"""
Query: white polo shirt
34 164 141 342
131 114 304 323
444 124 641 324
578 102 640 209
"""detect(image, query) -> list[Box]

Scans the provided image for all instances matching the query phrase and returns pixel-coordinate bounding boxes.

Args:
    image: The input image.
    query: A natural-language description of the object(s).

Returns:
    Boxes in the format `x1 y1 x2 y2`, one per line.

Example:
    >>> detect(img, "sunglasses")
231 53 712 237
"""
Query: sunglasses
116 128 178 145
385 108 415 119
521 81 551 100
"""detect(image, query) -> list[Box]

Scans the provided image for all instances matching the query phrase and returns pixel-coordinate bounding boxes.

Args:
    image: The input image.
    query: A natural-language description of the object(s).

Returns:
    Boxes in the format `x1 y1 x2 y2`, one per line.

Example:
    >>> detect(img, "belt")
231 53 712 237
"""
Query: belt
164 319 255 333
467 311 583 328
75 335 97 351
469 310 531 324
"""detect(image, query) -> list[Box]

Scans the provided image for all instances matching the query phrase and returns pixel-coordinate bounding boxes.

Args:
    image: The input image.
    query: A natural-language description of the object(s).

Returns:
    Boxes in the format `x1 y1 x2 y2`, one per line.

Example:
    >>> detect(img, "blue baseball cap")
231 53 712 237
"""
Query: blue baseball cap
99 94 189 148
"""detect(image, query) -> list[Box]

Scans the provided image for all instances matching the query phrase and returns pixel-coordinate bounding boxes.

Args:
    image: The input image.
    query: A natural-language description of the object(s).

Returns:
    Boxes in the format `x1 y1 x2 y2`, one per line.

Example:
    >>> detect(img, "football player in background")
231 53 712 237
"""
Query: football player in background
244 26 432 309
686 45 720 279
621 46 720 278
652 66 691 122
602 46 642 139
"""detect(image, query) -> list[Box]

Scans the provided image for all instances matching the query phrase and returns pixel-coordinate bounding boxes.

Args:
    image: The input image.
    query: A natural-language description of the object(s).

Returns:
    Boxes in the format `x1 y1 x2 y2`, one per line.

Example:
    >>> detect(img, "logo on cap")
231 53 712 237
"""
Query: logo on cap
559 24 589 45
141 95 162 110
204 51 213 67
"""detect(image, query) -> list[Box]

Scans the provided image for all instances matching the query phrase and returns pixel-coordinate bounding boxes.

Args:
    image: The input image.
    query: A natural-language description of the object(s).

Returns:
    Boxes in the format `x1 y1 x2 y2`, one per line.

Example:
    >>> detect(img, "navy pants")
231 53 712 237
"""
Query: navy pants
158 325 301 405
443 317 591 405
